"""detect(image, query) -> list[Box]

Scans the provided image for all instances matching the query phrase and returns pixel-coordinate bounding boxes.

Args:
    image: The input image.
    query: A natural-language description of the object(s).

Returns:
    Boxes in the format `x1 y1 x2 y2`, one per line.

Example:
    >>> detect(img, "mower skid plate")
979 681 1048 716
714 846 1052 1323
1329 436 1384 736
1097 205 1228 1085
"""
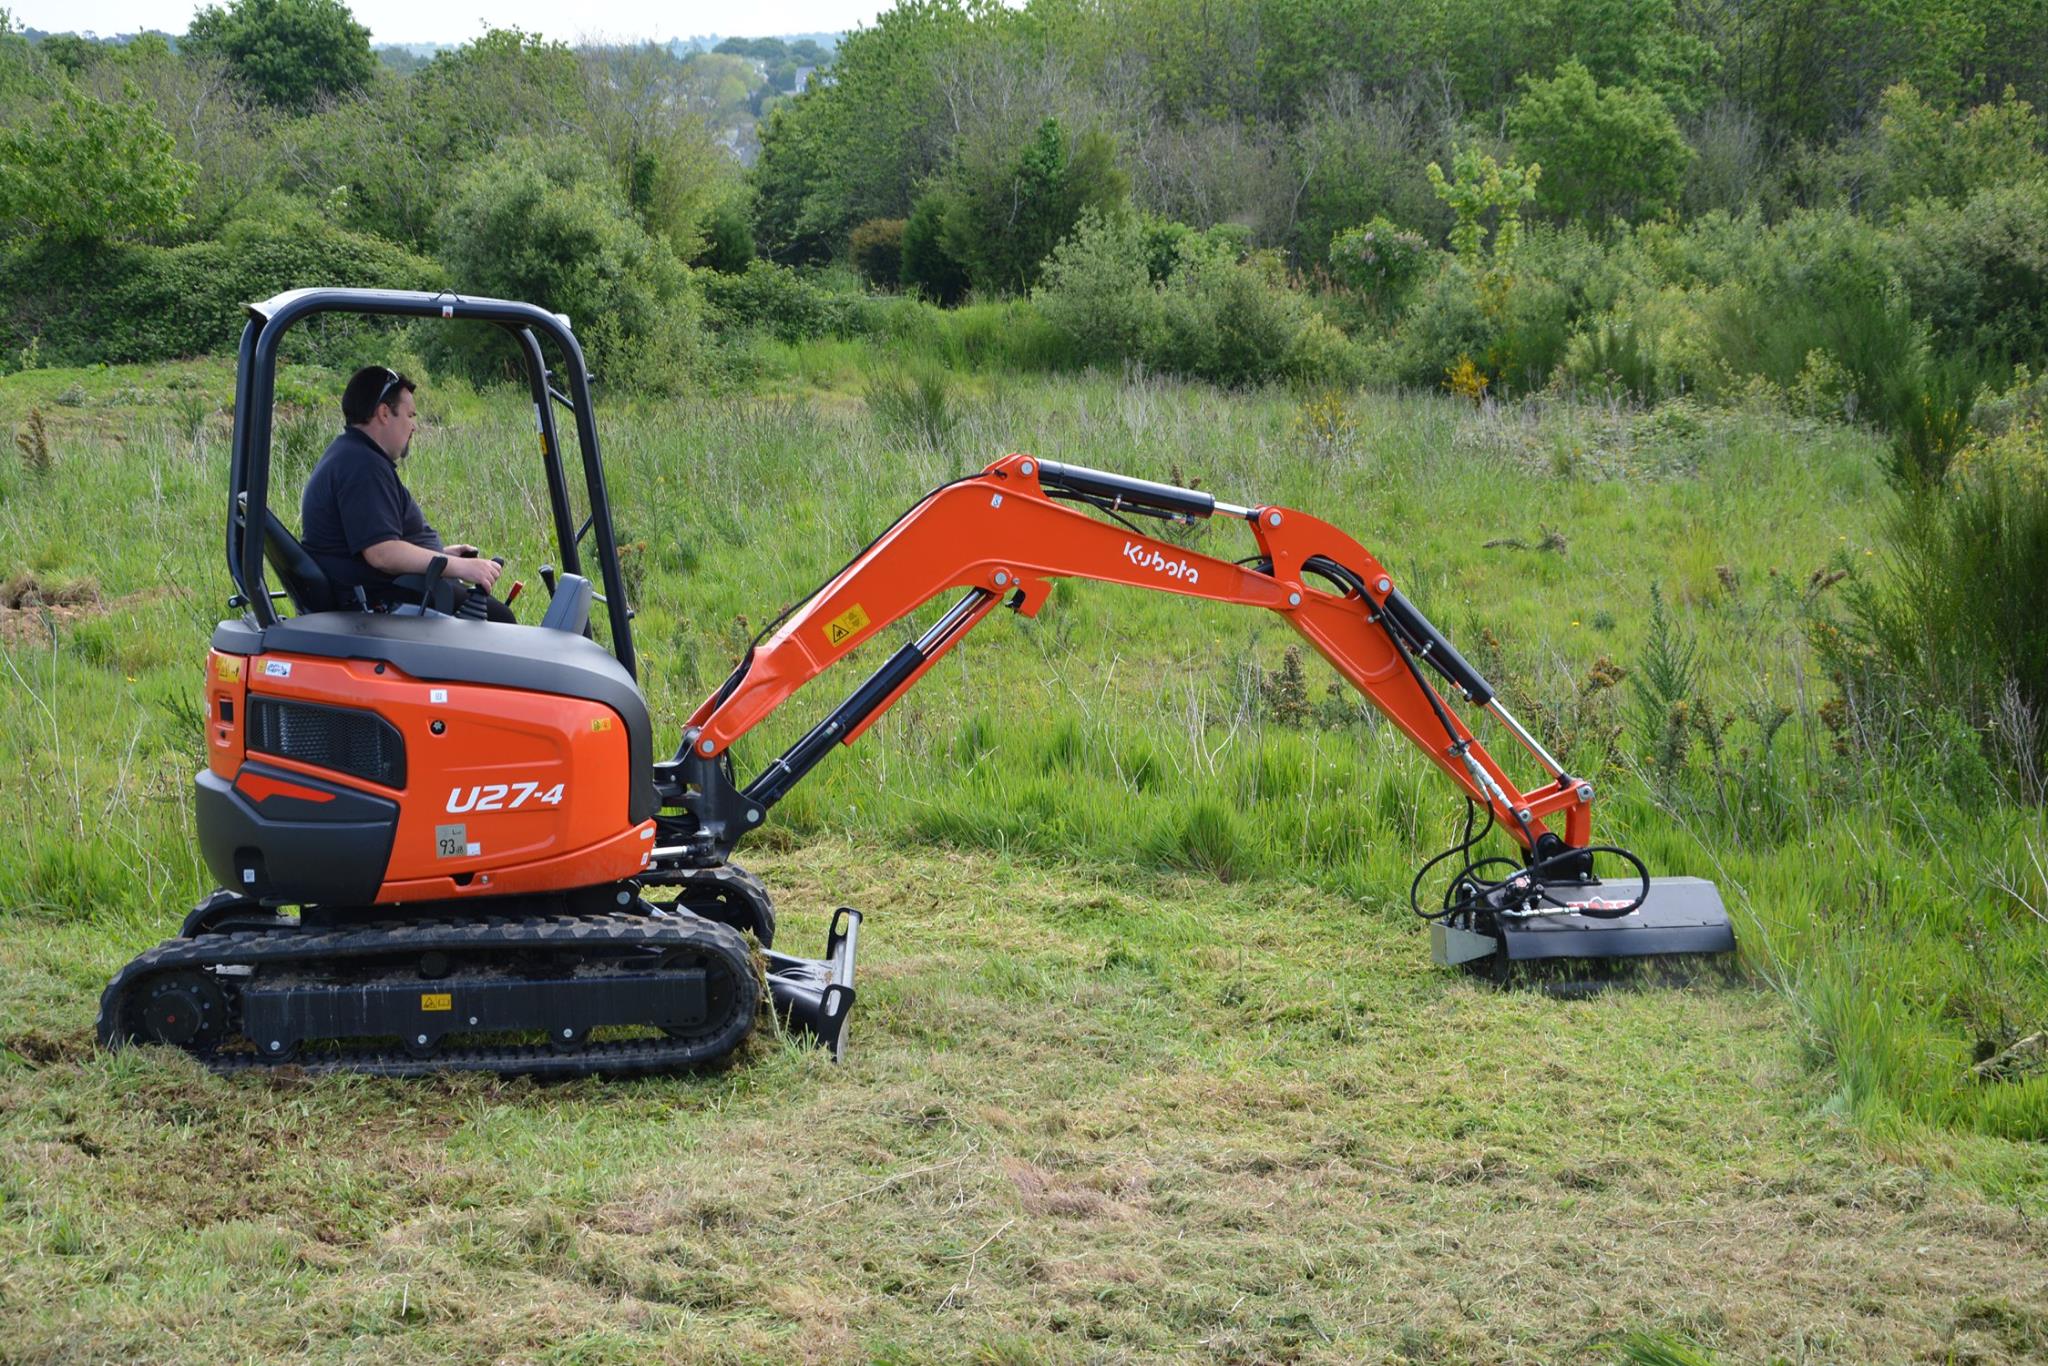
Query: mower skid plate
765 906 860 1061
1433 876 1736 964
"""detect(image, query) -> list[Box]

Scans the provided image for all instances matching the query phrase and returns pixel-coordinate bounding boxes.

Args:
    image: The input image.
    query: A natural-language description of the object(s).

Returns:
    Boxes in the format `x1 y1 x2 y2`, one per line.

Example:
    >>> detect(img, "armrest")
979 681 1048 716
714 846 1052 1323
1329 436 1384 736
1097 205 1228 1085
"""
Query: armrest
538 572 593 635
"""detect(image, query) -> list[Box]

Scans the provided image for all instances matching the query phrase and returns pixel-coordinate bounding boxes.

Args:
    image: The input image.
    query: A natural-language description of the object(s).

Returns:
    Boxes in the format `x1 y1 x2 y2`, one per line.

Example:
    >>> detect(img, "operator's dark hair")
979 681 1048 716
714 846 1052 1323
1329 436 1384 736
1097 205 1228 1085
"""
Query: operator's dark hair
341 366 417 426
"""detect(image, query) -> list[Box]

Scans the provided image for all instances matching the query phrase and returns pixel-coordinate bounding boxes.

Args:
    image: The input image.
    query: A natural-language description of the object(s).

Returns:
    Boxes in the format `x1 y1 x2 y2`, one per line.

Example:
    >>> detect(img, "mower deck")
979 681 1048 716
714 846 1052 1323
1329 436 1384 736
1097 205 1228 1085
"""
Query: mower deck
1431 876 1737 970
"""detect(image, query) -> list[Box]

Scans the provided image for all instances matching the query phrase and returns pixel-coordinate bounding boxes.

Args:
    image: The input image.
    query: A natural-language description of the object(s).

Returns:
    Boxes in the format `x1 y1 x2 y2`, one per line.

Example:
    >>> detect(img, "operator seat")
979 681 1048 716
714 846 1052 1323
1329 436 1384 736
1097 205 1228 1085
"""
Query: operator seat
237 492 345 615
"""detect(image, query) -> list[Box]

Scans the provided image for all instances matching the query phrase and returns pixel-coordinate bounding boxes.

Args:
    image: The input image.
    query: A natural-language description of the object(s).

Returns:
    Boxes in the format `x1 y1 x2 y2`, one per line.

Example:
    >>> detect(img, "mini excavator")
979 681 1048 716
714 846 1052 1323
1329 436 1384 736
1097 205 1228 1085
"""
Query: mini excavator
98 288 1734 1077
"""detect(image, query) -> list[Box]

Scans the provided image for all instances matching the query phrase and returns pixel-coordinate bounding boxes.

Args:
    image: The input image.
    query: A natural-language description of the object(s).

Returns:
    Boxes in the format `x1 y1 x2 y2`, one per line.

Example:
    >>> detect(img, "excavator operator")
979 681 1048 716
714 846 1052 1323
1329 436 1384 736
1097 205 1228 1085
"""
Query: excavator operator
299 366 515 621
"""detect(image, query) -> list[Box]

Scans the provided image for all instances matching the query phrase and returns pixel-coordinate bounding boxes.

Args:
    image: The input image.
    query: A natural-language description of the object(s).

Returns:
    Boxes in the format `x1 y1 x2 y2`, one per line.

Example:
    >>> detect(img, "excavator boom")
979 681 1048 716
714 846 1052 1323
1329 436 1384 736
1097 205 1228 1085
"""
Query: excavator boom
678 454 1581 851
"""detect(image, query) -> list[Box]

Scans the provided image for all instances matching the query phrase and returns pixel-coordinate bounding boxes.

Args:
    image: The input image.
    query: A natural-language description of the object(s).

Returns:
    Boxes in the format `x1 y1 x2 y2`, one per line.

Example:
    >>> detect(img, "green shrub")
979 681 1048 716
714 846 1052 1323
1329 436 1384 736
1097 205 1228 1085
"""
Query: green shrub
1326 217 1430 315
1388 263 1569 395
702 260 864 344
1891 179 2048 366
693 194 756 273
1388 262 1491 389
849 217 906 289
936 119 1127 296
1881 352 1986 489
1562 317 1661 403
1873 82 2047 211
1283 312 1366 388
0 76 196 243
428 143 707 391
1822 471 2048 792
1038 209 1355 388
1136 216 1247 282
1035 208 1159 366
1153 249 1316 388
0 213 442 365
1629 210 1764 289
1706 210 1920 421
936 299 1076 372
900 192 969 305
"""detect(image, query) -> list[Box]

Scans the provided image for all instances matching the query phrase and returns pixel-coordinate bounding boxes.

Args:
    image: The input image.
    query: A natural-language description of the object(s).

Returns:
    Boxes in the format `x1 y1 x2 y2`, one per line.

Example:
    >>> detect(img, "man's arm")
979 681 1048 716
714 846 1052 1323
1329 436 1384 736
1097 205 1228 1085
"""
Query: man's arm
362 539 502 591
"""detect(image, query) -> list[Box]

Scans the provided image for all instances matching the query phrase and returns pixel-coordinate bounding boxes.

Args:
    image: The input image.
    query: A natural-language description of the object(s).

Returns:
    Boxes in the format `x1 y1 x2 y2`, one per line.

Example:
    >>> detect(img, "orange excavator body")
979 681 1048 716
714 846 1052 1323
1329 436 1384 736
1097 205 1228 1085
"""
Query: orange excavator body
204 649 652 905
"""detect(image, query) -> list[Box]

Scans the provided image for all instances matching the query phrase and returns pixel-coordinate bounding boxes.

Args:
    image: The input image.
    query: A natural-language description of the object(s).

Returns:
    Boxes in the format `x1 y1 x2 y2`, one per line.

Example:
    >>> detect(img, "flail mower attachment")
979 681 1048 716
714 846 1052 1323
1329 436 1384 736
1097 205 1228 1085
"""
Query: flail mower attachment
1429 876 1737 975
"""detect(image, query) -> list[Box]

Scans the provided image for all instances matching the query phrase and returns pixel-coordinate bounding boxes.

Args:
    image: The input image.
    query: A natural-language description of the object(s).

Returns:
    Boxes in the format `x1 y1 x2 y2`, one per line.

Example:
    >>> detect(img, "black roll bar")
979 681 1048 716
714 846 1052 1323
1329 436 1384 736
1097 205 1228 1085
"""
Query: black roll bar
226 288 635 676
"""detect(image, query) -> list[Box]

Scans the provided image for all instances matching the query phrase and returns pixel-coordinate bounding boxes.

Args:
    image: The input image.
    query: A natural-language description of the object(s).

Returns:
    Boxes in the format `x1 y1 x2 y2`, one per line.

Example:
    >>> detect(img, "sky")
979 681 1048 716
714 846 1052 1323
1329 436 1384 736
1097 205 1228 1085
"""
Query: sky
11 0 889 45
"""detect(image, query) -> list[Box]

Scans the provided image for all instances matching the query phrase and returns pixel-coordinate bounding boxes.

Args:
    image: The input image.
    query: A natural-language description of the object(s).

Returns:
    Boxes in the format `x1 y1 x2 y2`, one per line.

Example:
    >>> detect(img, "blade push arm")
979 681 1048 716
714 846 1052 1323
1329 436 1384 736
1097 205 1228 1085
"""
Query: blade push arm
668 454 1593 861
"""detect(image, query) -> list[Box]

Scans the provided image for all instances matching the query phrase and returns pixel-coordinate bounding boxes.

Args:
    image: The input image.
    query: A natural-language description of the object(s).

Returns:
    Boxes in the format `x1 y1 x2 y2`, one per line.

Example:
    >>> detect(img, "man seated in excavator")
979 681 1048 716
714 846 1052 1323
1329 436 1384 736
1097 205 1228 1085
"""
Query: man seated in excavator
300 366 516 621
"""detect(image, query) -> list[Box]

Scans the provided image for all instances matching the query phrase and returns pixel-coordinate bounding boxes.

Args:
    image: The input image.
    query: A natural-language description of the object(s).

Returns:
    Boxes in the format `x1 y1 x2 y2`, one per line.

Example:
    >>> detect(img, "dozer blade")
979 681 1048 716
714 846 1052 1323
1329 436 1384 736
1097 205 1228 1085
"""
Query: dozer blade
1432 876 1736 969
765 906 860 1061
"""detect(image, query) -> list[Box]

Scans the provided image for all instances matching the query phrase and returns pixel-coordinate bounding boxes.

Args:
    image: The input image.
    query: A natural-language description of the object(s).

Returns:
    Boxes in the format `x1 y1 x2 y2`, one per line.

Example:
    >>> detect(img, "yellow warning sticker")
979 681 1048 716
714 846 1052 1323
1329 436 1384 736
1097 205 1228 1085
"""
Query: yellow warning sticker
823 603 871 648
589 716 613 732
420 993 452 1012
215 656 242 681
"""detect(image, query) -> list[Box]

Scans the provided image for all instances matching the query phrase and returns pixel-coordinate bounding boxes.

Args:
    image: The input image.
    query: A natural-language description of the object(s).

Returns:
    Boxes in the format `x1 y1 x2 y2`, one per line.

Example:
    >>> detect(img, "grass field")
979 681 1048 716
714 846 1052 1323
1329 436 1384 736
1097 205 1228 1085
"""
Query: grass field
2 358 2044 1361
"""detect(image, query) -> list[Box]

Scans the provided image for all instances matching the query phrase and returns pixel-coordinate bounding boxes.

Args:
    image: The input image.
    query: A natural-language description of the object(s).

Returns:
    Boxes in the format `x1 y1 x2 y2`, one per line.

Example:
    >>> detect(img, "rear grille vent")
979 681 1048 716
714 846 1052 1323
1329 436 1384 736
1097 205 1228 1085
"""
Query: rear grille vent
247 697 406 789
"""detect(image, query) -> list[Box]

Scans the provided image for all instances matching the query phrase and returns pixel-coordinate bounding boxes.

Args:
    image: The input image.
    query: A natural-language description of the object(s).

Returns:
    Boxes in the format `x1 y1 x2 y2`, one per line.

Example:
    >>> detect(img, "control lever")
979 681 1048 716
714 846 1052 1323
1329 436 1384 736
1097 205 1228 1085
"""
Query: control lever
539 564 558 599
419 555 448 611
456 558 506 621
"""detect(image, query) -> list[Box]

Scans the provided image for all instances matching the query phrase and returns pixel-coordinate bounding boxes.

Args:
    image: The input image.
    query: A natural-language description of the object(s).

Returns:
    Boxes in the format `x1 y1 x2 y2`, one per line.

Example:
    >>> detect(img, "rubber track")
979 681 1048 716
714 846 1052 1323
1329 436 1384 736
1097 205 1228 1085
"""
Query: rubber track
641 861 776 946
97 911 759 1079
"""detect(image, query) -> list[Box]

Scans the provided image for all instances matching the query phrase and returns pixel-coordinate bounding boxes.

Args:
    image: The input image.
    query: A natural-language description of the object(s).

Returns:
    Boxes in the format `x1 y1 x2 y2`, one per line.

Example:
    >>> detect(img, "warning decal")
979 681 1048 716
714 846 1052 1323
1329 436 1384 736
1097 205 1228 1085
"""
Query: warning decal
823 603 871 648
420 993 452 1012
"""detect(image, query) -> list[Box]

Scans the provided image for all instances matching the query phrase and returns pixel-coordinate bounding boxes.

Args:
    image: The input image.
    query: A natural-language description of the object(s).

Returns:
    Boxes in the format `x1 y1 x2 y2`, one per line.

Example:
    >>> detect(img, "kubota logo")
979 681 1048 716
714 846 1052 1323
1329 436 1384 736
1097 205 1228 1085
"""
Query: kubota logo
446 781 565 813
1123 540 1199 585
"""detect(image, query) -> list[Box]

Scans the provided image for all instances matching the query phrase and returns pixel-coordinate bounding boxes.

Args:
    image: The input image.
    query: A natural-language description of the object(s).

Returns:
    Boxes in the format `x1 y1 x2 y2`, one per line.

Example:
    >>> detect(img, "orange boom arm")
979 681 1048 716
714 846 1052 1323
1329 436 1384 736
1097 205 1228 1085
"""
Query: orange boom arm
661 454 1593 866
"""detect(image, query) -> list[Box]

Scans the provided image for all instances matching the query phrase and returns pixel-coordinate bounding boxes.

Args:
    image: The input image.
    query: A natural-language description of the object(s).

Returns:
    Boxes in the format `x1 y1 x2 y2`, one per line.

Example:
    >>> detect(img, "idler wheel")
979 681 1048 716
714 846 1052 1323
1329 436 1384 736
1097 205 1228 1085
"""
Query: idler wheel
135 971 231 1053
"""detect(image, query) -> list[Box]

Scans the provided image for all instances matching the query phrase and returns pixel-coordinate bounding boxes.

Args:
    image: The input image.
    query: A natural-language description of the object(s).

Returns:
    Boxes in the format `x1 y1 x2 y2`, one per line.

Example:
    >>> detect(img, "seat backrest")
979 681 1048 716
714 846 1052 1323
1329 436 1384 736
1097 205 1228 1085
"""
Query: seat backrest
237 492 341 615
538 572 593 635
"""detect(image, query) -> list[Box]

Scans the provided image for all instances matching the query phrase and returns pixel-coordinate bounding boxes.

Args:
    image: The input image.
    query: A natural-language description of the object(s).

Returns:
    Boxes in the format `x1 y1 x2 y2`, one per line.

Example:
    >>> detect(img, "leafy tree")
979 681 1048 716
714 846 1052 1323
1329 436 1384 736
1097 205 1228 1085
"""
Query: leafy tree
578 44 736 262
0 78 195 242
1327 216 1431 313
1426 146 1541 266
750 0 990 262
34 33 103 74
1290 79 1451 264
939 119 1128 295
184 0 375 113
1508 61 1690 225
279 27 583 251
1875 82 2047 209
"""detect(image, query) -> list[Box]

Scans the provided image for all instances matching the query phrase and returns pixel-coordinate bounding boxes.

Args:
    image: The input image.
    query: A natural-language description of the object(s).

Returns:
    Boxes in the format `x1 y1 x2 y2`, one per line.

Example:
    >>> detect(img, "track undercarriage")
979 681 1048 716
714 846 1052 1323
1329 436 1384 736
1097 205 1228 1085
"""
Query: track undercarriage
99 865 858 1078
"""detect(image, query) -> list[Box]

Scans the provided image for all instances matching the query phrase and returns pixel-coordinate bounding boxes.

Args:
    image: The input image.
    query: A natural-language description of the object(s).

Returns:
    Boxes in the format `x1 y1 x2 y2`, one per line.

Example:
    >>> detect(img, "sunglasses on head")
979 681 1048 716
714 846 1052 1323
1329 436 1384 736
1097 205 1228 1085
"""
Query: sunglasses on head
374 368 406 413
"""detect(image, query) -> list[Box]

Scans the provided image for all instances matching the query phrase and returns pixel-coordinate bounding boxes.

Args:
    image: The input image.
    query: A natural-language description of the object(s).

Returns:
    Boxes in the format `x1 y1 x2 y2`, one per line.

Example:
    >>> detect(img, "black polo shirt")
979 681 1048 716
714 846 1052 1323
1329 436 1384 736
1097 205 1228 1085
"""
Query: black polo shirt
299 427 443 602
